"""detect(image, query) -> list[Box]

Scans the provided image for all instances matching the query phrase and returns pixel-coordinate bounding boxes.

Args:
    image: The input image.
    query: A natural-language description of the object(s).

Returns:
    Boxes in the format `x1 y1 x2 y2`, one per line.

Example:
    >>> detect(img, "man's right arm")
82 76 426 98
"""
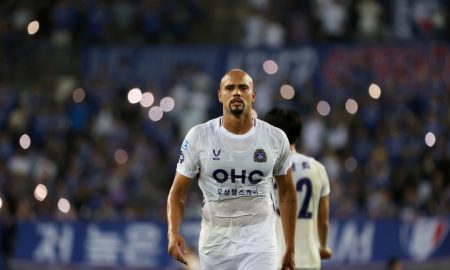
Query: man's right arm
167 172 193 265
318 195 332 259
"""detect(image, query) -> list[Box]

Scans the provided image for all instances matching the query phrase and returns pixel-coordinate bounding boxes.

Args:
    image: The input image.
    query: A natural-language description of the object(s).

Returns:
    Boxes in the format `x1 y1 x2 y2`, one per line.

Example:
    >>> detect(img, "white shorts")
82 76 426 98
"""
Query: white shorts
199 252 277 270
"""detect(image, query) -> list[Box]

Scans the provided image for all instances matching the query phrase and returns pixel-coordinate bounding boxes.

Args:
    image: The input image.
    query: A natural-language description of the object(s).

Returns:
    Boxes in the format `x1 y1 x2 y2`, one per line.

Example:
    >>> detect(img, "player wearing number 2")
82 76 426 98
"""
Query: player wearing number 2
264 108 332 270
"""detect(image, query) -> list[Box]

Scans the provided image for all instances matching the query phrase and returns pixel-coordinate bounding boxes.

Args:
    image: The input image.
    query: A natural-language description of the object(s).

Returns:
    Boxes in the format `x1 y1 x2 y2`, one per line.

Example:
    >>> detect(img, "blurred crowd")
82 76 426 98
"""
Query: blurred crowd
0 0 449 237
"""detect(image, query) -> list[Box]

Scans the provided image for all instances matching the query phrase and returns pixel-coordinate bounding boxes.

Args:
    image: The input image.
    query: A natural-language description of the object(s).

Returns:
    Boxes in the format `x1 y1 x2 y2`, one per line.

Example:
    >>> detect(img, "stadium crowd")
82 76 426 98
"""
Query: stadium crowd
0 0 449 238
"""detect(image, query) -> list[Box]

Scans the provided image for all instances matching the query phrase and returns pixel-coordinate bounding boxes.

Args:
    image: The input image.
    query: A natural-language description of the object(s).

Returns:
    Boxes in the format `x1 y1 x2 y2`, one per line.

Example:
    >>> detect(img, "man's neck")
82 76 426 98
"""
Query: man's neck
222 113 253 135
290 144 297 153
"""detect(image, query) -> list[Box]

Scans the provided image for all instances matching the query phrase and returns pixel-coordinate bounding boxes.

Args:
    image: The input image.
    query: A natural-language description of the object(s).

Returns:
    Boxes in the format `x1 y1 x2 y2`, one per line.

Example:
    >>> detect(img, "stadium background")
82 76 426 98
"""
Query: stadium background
0 0 449 269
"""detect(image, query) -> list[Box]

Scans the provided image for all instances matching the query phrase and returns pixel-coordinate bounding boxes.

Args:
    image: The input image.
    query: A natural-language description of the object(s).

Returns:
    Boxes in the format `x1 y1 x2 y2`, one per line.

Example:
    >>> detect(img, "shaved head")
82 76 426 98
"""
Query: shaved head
220 69 254 90
217 68 256 117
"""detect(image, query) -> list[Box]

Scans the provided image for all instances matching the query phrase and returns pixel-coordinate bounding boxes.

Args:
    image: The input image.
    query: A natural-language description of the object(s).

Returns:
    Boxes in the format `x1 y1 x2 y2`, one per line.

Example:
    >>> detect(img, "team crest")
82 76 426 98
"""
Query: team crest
253 149 267 163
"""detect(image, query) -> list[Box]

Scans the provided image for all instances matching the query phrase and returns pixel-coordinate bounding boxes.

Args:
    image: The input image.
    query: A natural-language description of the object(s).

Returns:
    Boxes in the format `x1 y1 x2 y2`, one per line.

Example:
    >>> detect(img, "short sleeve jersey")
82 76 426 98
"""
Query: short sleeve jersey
275 152 331 269
176 117 291 256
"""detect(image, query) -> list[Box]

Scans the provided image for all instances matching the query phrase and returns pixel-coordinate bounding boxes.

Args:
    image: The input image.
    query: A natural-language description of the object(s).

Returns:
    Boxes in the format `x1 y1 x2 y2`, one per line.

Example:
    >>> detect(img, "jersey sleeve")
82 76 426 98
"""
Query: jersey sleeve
273 129 292 176
317 162 331 197
176 126 200 179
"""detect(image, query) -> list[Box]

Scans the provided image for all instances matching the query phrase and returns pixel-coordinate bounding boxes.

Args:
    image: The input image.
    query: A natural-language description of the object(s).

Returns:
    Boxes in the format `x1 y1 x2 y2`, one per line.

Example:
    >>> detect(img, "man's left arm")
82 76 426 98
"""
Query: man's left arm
274 168 297 269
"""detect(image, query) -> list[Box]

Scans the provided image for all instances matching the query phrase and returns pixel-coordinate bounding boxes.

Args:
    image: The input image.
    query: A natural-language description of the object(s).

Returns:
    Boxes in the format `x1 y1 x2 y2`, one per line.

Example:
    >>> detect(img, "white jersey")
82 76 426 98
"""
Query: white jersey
176 117 291 256
275 152 330 269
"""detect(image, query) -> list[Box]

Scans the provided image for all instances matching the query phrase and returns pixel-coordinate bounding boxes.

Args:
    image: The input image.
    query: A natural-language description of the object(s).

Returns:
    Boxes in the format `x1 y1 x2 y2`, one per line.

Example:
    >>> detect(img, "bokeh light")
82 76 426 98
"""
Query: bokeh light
58 198 71 213
73 88 86 103
425 132 436 147
114 149 128 164
0 197 2 209
263 60 278 75
345 98 358 114
128 88 142 104
368 83 381 99
280 84 295 100
19 134 31 149
344 157 358 172
140 92 154 107
160 97 175 112
149 106 163 121
34 184 48 201
317 100 331 116
27 20 39 35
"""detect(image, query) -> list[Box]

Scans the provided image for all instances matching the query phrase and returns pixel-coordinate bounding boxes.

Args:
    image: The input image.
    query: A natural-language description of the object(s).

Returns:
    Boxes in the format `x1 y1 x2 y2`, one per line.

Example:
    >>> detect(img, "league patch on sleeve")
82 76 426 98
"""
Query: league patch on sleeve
181 139 189 150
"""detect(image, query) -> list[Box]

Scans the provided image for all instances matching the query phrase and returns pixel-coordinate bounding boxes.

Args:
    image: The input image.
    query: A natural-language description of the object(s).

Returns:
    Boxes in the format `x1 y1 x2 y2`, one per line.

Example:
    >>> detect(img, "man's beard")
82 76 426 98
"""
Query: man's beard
229 103 244 115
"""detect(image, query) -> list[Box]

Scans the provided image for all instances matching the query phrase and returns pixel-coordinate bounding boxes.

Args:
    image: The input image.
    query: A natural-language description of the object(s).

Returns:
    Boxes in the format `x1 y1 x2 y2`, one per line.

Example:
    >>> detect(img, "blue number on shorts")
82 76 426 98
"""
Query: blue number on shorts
296 177 312 219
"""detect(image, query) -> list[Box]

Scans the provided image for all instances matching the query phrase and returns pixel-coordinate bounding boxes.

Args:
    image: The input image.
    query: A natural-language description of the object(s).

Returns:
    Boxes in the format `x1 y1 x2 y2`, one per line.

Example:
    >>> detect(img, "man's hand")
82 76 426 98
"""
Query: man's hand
319 246 332 260
168 232 188 265
281 248 295 270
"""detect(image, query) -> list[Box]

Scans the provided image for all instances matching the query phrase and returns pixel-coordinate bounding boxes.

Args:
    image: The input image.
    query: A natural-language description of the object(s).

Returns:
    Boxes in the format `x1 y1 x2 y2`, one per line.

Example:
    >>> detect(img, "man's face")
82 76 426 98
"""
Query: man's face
218 71 255 116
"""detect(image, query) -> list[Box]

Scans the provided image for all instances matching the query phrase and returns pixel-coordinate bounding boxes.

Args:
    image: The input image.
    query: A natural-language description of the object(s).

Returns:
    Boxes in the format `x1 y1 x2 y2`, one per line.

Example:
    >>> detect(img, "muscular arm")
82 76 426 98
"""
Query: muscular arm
167 172 193 265
274 169 297 268
318 195 332 259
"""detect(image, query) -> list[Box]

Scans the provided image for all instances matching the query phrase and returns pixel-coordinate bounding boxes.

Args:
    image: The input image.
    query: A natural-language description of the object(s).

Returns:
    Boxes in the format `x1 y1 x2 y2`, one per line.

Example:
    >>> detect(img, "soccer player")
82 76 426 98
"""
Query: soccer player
167 69 297 270
264 108 332 270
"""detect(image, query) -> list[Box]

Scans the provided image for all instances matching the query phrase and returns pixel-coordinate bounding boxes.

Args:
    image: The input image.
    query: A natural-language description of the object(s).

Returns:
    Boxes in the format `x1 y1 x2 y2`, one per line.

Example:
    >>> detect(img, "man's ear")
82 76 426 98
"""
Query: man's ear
217 89 222 103
251 90 256 102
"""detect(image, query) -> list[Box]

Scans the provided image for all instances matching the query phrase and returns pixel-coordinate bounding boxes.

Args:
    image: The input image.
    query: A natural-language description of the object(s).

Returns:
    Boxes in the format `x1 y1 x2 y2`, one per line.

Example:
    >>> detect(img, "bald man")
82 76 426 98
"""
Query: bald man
167 69 297 270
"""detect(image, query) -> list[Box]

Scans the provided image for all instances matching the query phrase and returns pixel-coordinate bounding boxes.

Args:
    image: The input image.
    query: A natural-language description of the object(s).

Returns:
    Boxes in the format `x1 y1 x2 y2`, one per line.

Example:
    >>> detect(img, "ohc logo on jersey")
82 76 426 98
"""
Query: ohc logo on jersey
213 169 263 184
253 149 267 163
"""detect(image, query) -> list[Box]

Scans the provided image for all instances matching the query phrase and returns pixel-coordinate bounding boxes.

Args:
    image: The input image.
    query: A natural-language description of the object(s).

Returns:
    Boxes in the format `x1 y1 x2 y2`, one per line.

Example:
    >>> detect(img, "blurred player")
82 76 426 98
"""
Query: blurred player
264 108 332 270
167 69 297 270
